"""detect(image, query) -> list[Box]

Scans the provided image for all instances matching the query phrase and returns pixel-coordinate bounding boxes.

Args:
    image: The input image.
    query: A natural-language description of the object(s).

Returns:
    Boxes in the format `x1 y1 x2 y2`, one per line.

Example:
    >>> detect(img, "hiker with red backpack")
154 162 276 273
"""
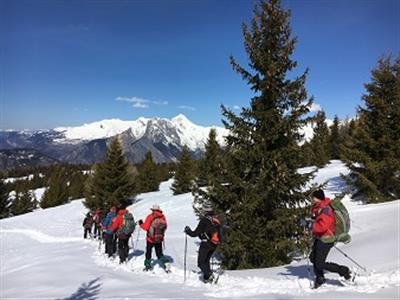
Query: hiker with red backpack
110 207 136 264
308 189 351 288
92 208 102 239
138 204 169 271
184 202 221 283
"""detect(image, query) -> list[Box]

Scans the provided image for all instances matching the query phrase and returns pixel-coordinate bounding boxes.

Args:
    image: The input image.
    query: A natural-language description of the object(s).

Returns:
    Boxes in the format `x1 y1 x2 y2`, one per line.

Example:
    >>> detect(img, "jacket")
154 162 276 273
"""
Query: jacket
311 197 336 243
140 210 167 243
109 209 129 234
186 216 216 244
102 211 117 235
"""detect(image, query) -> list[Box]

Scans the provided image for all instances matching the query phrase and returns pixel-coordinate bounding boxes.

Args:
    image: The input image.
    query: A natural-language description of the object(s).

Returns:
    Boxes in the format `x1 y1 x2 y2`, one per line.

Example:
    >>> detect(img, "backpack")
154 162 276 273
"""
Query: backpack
206 213 227 245
330 199 351 244
117 213 136 237
148 216 167 243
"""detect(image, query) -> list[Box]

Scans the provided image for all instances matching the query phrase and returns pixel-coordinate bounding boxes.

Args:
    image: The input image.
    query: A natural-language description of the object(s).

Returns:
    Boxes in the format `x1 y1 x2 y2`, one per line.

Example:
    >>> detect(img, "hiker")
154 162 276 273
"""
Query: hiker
184 202 221 283
138 204 169 271
110 208 136 264
92 208 102 239
309 189 351 288
102 206 117 257
82 212 93 239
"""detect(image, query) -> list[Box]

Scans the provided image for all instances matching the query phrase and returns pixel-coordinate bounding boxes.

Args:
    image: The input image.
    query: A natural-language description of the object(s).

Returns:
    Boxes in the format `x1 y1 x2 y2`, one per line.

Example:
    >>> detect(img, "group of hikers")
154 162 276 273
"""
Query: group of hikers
82 189 353 288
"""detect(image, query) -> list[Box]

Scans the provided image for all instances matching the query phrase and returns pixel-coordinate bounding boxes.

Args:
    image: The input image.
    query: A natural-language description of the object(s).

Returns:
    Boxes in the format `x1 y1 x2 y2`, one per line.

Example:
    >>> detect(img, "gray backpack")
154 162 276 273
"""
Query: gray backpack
117 213 136 237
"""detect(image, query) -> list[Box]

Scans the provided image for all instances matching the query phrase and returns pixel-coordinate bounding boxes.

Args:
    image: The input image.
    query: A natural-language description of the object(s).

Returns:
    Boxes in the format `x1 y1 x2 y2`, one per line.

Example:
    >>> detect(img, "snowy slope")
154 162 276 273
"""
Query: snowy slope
1 161 399 299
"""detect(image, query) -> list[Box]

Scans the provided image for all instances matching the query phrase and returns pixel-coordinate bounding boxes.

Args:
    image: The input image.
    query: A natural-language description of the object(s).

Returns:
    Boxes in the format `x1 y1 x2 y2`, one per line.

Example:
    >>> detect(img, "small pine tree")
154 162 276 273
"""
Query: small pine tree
329 115 341 159
10 181 37 216
0 180 11 219
171 146 195 195
341 56 400 203
309 111 330 167
136 152 161 193
69 170 88 200
84 137 135 212
41 166 69 208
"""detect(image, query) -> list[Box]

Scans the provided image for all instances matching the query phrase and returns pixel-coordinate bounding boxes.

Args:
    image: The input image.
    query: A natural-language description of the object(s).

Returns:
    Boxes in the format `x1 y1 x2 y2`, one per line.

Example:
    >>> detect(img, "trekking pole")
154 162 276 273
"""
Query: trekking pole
333 245 367 272
184 233 188 283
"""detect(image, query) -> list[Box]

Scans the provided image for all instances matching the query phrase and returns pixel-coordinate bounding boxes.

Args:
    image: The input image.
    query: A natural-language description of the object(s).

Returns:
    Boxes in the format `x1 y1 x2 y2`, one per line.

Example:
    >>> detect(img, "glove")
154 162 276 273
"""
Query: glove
184 226 190 234
138 220 143 225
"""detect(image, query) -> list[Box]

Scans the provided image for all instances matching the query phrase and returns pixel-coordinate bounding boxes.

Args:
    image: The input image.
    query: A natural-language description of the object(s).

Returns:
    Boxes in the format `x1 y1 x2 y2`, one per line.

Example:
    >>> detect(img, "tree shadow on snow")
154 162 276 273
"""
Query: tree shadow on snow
59 277 102 300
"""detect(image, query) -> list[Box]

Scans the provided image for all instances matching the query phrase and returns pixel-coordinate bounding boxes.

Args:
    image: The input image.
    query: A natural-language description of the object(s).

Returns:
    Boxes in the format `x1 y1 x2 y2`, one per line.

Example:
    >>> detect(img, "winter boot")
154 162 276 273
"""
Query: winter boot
202 274 215 284
314 276 326 289
143 259 152 271
159 256 169 268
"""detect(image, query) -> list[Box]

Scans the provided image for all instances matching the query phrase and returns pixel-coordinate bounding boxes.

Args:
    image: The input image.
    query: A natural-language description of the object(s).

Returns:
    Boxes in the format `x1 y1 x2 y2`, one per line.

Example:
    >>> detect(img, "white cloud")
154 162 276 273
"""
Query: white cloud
177 105 196 111
309 102 322 112
116 96 167 109
233 105 241 110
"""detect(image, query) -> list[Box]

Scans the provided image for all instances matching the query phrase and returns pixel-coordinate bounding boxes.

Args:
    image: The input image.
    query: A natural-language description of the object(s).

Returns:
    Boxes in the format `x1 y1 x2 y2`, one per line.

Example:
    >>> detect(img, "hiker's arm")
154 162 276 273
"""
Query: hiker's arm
140 215 152 231
186 219 207 237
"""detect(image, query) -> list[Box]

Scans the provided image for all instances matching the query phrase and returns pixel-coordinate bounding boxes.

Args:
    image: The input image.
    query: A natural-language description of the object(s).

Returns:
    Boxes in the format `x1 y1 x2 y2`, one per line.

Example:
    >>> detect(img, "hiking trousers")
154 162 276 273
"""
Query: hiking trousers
118 237 130 263
198 242 217 280
105 234 117 257
309 239 349 281
145 241 163 260
84 228 92 239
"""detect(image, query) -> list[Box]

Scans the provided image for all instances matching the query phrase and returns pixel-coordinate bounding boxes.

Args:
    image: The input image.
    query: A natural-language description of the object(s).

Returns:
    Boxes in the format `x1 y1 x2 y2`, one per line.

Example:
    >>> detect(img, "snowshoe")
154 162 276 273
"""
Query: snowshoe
313 277 326 289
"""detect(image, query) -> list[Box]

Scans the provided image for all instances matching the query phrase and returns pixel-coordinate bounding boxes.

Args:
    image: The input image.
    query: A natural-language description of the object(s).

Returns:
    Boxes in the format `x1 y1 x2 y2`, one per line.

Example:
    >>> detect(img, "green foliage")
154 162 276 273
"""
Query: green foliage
329 115 341 159
10 181 37 216
41 166 69 208
0 180 11 219
341 55 400 203
171 146 195 195
84 137 135 212
199 0 312 269
135 152 162 193
308 111 330 167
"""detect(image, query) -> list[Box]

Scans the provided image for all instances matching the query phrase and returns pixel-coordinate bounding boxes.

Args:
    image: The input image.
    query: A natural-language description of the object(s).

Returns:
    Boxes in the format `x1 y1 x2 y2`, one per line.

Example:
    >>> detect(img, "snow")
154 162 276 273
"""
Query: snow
1 161 399 299
53 114 229 150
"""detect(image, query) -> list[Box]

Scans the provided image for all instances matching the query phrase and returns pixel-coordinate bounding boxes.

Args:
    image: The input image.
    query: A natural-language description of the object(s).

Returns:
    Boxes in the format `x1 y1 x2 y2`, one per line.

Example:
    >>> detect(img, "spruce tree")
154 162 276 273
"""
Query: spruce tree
202 0 313 269
136 151 161 193
309 111 330 167
341 56 400 203
0 180 10 219
41 166 69 208
171 146 195 195
329 115 341 159
196 129 222 187
84 137 135 211
11 181 37 216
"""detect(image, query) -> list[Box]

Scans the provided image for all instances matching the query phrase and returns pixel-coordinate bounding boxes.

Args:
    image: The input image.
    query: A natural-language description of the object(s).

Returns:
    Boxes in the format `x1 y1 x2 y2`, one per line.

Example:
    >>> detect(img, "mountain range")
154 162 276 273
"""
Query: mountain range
0 114 228 170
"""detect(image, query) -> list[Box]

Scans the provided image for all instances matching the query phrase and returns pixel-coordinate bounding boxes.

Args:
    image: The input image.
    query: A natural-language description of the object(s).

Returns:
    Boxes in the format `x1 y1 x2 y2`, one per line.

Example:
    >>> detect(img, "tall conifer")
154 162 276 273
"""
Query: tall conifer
171 146 195 195
202 0 313 269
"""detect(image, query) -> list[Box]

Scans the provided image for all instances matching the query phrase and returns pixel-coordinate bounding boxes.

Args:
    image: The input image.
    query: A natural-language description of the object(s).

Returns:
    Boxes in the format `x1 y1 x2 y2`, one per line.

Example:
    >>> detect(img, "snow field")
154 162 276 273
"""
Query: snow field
1 161 399 299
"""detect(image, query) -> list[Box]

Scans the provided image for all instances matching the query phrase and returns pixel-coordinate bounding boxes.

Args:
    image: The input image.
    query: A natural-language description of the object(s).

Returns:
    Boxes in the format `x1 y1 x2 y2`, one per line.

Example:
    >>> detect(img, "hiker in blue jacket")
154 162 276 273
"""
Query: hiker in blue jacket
102 206 117 257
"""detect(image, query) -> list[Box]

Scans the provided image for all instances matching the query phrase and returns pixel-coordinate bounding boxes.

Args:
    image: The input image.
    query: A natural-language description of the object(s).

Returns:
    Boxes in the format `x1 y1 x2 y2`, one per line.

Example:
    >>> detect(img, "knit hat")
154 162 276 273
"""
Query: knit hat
312 189 325 200
151 204 161 211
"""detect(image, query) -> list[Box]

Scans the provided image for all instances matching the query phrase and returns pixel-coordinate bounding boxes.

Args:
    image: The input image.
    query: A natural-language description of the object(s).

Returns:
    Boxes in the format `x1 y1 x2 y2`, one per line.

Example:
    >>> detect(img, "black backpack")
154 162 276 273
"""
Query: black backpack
117 213 136 238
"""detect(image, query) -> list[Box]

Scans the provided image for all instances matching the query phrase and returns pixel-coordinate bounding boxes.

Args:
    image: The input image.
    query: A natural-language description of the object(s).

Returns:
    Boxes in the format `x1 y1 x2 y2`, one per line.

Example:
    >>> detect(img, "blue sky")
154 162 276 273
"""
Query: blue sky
1 0 399 130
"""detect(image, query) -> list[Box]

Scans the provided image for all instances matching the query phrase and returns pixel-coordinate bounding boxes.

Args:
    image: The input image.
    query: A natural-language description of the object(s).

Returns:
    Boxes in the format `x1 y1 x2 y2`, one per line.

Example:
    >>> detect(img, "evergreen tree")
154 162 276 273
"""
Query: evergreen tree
84 137 135 212
196 129 222 187
329 115 341 159
171 146 195 195
309 111 330 167
11 181 37 216
136 151 161 193
41 166 69 208
201 0 313 269
341 56 400 203
0 180 10 219
69 170 88 200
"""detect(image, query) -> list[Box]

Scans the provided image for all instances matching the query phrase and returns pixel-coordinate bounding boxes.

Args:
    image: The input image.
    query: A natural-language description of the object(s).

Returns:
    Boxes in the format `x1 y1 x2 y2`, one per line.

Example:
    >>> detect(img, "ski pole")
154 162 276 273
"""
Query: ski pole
333 245 367 272
184 233 187 283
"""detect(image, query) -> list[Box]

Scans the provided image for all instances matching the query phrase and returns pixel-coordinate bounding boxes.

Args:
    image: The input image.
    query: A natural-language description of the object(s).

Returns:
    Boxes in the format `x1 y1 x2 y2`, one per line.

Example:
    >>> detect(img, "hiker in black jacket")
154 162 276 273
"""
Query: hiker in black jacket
184 202 219 283
82 212 93 239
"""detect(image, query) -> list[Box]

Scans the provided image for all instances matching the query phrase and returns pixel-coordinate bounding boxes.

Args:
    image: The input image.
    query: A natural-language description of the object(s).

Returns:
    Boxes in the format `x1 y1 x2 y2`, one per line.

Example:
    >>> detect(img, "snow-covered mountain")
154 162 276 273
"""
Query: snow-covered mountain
1 161 399 299
0 115 229 168
53 114 228 150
